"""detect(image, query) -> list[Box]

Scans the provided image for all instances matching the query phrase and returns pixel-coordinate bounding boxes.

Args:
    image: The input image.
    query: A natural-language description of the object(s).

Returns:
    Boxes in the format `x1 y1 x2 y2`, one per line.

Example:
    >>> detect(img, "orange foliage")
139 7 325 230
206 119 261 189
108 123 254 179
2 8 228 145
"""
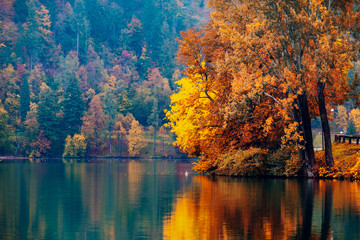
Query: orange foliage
167 0 360 175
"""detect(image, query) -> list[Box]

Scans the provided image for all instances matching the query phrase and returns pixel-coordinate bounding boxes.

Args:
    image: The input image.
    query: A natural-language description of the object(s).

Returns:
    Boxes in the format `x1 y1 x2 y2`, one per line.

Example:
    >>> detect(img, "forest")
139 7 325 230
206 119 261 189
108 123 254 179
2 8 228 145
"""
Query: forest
0 0 209 157
165 0 360 178
2 0 360 179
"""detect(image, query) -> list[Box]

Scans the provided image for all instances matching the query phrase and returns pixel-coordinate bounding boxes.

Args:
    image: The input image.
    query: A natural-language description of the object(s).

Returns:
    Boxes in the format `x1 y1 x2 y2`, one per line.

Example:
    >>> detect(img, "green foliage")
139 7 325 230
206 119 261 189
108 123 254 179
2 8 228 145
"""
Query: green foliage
347 119 357 135
37 83 62 155
0 106 12 154
62 73 84 136
62 134 87 157
20 75 30 122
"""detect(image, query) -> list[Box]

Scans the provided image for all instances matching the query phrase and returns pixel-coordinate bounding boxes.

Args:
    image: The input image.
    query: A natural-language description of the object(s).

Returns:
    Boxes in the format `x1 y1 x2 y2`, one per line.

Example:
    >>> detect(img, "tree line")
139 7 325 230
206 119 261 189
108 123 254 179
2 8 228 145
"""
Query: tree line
0 0 209 157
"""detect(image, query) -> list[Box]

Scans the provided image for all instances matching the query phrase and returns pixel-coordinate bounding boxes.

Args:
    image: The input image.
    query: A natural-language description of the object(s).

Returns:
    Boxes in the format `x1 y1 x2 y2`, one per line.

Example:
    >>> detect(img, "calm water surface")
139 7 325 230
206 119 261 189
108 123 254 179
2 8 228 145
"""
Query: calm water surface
0 159 360 239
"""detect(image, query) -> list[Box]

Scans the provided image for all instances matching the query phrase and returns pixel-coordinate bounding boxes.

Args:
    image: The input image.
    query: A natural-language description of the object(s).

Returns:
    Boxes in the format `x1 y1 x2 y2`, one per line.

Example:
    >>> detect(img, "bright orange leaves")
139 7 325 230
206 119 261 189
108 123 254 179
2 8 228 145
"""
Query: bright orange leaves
167 0 360 175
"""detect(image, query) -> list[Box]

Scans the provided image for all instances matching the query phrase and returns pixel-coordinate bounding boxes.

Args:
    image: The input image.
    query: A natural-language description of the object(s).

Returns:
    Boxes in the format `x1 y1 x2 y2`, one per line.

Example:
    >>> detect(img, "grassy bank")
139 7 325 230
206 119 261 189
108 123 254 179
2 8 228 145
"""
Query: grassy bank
315 143 360 180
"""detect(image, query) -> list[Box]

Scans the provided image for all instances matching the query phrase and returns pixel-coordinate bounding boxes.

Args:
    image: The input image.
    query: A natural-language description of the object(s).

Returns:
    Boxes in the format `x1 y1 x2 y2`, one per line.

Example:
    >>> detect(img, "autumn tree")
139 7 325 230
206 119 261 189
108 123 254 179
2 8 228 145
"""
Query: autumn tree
127 119 147 157
335 106 348 132
168 0 360 176
23 102 39 153
30 130 51 157
115 114 127 157
158 125 169 155
81 95 105 154
62 134 87 157
0 105 12 154
0 64 20 128
350 109 360 134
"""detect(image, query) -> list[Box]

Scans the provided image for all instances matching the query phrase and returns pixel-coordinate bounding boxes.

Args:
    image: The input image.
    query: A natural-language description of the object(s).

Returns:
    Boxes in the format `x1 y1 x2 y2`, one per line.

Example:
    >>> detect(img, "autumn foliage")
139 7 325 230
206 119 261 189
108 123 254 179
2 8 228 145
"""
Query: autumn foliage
167 0 360 176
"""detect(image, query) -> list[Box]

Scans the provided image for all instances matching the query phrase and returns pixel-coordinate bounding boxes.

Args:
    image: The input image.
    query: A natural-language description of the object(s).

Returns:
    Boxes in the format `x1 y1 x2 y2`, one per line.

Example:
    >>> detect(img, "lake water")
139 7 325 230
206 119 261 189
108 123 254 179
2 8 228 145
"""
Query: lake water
0 159 360 240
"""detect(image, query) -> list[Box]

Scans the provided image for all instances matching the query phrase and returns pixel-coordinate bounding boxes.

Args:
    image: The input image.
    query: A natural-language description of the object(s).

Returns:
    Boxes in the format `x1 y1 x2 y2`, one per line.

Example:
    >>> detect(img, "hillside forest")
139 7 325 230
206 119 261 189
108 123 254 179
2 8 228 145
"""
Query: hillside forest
0 0 209 157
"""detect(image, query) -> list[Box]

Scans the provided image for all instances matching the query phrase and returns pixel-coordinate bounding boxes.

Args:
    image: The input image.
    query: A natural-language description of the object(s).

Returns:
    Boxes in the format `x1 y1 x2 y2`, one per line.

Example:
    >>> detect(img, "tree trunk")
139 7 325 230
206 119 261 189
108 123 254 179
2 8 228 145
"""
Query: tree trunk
320 182 333 240
317 81 334 167
109 124 112 156
298 93 316 176
300 180 314 239
117 133 122 157
153 126 157 158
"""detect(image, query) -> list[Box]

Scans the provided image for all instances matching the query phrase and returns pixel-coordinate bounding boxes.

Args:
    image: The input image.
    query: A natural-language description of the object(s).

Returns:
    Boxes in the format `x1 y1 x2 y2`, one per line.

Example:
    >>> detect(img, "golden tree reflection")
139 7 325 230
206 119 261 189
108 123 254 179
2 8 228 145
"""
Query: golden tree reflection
163 176 360 240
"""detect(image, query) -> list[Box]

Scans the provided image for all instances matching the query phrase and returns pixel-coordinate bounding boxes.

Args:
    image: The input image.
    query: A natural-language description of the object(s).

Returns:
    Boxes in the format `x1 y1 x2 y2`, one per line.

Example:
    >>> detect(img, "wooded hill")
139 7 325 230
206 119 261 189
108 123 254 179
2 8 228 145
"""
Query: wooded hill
0 0 209 157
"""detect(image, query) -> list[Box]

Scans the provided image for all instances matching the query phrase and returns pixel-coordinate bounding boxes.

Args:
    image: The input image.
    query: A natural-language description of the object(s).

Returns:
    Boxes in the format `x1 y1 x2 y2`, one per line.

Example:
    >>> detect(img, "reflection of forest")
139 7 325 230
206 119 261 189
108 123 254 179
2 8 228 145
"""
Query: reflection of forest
1 163 360 239
163 176 360 240
0 161 190 240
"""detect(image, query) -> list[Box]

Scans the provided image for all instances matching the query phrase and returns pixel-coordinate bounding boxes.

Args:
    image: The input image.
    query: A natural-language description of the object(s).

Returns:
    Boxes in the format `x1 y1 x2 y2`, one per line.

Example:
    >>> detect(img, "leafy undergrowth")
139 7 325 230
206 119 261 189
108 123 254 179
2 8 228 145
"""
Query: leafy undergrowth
212 148 268 176
315 143 360 180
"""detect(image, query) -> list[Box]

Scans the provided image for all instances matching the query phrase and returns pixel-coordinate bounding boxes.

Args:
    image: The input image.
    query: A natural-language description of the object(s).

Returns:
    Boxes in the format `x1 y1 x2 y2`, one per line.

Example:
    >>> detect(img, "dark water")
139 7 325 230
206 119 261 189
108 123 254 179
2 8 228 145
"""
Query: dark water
0 160 360 240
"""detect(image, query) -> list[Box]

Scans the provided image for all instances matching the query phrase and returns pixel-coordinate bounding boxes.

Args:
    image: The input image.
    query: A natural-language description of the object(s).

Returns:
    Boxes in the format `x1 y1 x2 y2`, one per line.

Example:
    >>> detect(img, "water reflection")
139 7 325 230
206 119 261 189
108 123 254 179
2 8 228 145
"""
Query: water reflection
163 176 360 240
0 161 360 239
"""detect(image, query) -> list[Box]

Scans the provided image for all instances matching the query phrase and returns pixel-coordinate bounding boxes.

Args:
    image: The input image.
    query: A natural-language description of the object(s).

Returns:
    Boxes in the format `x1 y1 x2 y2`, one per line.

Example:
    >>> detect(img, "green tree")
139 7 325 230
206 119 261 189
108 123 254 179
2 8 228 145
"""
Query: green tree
20 74 30 122
62 72 85 137
86 45 105 93
347 119 357 135
37 83 61 155
72 0 90 61
102 77 118 156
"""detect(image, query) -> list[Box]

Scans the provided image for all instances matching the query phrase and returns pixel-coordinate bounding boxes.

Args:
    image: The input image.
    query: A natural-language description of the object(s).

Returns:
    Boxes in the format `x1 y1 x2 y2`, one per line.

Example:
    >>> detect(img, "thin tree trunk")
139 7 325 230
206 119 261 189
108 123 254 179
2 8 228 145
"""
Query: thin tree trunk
109 124 112 156
76 25 79 55
153 126 157 158
317 81 334 167
117 133 122 157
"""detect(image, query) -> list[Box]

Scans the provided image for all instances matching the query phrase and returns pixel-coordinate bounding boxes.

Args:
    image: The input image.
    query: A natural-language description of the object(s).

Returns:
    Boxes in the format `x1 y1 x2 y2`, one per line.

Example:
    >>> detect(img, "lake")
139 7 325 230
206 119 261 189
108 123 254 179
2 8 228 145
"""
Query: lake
0 159 360 240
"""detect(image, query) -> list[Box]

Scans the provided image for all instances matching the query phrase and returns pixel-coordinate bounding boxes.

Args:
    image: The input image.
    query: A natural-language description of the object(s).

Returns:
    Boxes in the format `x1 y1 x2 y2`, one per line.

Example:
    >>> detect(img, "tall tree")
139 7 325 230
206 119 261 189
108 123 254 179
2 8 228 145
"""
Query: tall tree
102 76 118 156
0 104 12 154
62 71 85 137
81 95 105 154
20 73 30 122
37 82 61 155
72 0 90 61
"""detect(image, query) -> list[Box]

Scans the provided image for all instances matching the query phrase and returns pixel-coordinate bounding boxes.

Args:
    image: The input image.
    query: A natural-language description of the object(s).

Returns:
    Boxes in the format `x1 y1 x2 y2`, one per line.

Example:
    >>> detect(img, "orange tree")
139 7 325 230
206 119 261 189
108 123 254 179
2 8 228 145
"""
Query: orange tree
167 0 360 176
166 24 286 173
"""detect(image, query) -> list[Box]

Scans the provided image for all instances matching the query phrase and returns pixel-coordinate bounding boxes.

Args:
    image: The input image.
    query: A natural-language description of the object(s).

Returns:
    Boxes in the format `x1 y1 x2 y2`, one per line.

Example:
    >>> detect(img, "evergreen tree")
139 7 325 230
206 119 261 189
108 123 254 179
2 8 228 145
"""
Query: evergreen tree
102 78 118 156
20 75 30 122
62 74 85 137
37 83 61 154
347 119 357 135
